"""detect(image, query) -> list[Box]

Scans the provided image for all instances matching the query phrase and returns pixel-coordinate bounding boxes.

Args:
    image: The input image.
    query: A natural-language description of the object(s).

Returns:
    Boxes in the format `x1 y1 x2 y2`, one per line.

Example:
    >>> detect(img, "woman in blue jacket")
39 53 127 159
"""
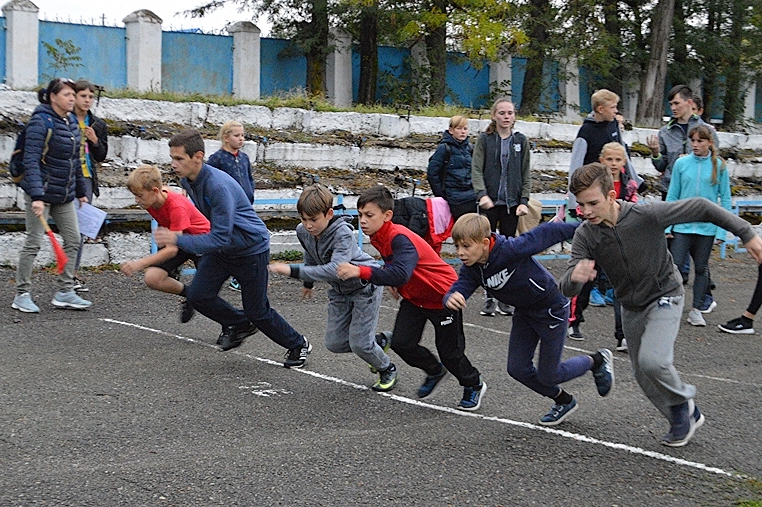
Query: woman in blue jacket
666 124 730 327
12 78 92 313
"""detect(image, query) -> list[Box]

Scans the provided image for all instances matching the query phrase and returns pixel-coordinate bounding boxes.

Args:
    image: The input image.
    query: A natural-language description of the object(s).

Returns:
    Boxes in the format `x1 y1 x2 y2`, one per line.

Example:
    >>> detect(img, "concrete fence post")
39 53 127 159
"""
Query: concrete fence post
489 53 512 101
2 0 39 89
560 58 581 122
326 28 352 107
228 21 260 100
123 9 163 92
744 80 756 123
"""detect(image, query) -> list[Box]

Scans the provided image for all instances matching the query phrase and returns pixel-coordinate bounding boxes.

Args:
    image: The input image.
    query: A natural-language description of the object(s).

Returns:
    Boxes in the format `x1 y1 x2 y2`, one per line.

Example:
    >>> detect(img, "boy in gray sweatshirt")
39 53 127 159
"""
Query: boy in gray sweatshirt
269 185 397 391
560 163 762 447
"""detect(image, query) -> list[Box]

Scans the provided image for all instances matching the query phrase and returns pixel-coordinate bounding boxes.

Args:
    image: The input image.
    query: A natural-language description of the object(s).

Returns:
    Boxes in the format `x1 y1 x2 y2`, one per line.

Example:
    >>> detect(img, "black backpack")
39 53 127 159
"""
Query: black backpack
10 115 55 184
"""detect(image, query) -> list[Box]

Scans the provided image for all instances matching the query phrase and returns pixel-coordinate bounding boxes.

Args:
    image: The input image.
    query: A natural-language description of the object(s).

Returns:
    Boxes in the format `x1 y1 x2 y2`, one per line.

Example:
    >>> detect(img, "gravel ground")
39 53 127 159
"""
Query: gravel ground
1 250 762 506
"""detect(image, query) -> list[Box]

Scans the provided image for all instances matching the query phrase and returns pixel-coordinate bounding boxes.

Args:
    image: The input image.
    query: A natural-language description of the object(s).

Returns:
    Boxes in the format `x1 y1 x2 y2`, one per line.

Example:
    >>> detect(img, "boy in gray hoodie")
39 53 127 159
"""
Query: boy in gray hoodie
269 185 397 391
560 162 762 447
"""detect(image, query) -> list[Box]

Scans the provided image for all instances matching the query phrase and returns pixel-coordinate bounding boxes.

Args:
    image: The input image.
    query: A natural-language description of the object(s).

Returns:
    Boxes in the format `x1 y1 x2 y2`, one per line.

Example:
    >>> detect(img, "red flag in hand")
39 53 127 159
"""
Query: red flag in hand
38 215 68 274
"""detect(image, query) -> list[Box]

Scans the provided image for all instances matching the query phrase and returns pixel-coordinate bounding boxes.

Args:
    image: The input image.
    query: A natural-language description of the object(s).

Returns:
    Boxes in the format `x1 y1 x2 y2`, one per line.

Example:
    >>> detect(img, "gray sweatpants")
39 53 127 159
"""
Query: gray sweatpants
621 294 696 421
324 284 389 371
17 194 81 295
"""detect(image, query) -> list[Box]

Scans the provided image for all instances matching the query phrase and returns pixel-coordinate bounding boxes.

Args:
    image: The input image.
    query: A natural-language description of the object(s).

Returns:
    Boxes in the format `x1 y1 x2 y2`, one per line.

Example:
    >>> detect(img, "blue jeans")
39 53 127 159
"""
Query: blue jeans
186 249 303 349
507 301 593 398
669 232 714 309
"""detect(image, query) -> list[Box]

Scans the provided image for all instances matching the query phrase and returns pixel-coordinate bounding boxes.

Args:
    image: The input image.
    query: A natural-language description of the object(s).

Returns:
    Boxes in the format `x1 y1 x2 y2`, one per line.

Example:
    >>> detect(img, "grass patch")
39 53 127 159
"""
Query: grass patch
270 250 304 262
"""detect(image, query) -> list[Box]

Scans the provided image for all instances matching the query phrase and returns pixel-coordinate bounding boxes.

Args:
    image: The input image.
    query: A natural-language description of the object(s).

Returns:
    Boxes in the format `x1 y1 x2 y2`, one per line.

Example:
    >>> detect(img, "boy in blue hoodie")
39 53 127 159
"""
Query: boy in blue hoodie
444 213 614 426
153 129 311 368
269 184 397 391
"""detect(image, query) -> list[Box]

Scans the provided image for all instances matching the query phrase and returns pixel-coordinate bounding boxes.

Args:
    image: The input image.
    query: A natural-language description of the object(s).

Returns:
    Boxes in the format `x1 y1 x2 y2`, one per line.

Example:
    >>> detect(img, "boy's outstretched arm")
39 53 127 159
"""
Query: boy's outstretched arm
507 221 579 259
121 245 178 276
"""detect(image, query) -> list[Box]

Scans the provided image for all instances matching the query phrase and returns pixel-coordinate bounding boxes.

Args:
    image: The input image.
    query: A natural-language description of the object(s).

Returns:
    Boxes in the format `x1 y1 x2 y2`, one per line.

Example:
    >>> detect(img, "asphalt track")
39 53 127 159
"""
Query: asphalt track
2 253 762 506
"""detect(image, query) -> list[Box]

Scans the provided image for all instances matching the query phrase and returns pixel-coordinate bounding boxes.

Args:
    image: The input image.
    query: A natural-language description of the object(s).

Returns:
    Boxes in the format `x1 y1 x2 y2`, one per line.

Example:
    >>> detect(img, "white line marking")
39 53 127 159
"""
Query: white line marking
101 317 746 479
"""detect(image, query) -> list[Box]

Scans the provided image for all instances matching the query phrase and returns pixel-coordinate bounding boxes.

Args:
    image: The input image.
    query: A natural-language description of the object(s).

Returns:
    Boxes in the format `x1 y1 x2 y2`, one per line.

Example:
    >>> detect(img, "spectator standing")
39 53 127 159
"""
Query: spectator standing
427 115 477 221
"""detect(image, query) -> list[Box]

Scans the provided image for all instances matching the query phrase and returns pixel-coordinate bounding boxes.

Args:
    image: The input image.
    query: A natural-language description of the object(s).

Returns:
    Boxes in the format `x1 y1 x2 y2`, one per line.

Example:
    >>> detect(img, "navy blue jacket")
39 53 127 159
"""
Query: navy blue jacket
427 130 476 206
207 148 255 204
177 164 269 257
21 104 84 204
446 221 578 310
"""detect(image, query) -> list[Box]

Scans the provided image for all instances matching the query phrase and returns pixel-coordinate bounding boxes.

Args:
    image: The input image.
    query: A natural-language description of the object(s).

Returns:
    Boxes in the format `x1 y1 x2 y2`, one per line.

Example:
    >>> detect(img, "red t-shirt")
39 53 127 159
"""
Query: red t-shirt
613 180 621 198
148 191 210 234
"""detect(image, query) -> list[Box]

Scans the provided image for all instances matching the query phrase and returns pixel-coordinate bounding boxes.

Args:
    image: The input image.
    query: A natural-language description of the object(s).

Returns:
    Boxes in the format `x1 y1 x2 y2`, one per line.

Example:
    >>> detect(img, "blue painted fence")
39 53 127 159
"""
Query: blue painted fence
1 17 758 120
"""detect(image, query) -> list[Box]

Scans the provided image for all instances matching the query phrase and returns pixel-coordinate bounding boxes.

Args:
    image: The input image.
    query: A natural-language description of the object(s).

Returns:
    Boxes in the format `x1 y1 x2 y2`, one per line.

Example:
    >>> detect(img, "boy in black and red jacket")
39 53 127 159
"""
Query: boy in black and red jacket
337 186 486 411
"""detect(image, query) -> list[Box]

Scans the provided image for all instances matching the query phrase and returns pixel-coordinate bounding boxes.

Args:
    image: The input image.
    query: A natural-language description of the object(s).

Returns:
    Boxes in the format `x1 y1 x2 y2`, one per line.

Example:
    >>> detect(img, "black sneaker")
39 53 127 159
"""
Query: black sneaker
73 276 89 293
496 302 514 316
369 331 393 373
567 325 584 341
284 337 312 368
218 322 259 351
180 299 195 323
718 316 755 335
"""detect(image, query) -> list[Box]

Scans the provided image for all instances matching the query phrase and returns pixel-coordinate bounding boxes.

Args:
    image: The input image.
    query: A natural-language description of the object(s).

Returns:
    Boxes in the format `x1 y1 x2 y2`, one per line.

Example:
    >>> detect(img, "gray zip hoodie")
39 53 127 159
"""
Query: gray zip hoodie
560 198 755 312
290 215 378 295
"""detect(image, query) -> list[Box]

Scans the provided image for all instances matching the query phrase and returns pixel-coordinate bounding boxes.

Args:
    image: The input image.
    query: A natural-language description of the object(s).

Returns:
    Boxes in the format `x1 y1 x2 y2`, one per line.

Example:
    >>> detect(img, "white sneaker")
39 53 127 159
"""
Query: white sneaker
12 292 40 313
52 290 92 310
687 308 706 327
616 338 628 352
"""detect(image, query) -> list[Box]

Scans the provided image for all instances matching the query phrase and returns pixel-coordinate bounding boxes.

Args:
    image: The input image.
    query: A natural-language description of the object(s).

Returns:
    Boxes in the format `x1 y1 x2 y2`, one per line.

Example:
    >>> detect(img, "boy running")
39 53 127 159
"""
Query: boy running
269 184 397 391
121 165 210 324
337 186 485 410
444 213 614 426
561 162 762 446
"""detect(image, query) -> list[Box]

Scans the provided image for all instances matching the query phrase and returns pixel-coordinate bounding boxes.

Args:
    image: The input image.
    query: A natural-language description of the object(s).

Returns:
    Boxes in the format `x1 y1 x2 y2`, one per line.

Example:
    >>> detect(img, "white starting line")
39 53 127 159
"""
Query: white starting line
101 317 749 480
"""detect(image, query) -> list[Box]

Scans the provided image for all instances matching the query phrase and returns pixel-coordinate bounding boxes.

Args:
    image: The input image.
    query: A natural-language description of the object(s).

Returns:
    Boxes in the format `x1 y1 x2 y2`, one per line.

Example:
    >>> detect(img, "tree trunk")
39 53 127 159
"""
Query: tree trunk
519 0 549 114
702 0 721 122
722 0 748 128
601 0 622 97
425 0 447 104
636 0 676 127
304 0 329 97
358 3 379 105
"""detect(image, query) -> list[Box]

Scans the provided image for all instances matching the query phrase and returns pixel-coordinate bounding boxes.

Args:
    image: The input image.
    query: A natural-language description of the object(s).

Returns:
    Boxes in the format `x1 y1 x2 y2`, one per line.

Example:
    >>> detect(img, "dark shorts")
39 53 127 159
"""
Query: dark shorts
155 248 200 277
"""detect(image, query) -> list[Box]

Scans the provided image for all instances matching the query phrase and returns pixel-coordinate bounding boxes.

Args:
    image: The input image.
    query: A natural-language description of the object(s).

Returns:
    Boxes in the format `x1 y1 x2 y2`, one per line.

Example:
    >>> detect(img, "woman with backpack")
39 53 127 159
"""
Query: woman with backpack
12 78 92 313
427 115 477 221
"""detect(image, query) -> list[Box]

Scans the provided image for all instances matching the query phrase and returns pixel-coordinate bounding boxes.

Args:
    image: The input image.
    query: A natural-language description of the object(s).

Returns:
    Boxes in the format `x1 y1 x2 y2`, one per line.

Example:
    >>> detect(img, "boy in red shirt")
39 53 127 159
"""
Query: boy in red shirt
121 165 211 324
337 186 485 410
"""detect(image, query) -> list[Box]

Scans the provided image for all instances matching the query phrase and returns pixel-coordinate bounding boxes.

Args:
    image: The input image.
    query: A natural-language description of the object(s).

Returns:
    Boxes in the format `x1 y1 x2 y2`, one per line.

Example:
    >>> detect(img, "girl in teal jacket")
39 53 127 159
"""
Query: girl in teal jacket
666 125 730 326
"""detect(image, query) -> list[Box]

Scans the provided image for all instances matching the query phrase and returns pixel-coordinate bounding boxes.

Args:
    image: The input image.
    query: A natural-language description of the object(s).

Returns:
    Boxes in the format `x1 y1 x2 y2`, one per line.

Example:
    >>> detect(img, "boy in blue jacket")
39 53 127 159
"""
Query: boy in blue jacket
154 129 311 368
444 213 614 425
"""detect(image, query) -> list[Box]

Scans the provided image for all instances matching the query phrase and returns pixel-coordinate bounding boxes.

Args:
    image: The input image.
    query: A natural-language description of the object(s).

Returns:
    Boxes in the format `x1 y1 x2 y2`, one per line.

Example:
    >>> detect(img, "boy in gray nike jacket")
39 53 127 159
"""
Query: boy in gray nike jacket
269 185 397 392
560 162 762 447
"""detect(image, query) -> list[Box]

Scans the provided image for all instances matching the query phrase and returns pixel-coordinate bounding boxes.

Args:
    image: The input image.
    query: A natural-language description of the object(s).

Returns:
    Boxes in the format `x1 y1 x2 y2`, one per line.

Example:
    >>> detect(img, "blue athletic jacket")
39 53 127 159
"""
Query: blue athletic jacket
20 104 84 204
177 164 269 257
446 221 578 310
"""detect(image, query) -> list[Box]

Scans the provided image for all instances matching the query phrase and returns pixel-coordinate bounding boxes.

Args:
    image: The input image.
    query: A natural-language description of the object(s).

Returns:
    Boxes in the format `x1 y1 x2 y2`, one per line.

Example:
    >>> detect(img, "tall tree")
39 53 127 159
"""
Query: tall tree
519 0 551 114
357 1 379 104
636 0 676 127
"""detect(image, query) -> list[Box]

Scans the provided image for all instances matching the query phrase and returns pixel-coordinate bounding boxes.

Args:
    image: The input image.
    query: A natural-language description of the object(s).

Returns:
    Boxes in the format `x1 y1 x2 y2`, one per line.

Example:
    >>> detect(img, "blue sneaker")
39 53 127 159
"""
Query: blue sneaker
417 364 448 399
229 278 241 292
604 288 615 306
52 290 92 310
539 398 578 426
12 293 40 313
661 401 697 447
699 295 717 314
458 380 486 411
592 348 614 397
589 287 606 307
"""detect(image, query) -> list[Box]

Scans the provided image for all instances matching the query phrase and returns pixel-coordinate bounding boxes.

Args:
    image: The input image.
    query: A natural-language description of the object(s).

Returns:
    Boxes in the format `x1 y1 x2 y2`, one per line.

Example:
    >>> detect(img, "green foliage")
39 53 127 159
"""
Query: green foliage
270 250 304 261
41 38 83 82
